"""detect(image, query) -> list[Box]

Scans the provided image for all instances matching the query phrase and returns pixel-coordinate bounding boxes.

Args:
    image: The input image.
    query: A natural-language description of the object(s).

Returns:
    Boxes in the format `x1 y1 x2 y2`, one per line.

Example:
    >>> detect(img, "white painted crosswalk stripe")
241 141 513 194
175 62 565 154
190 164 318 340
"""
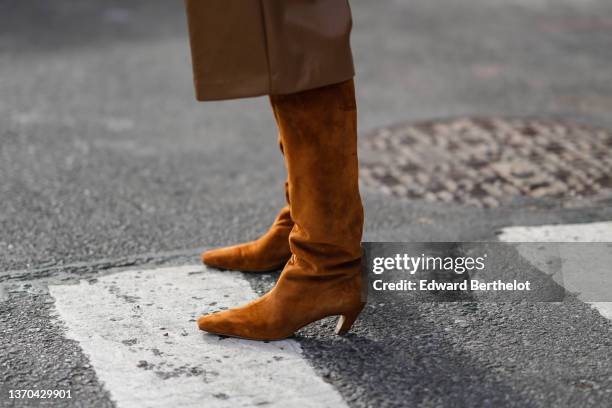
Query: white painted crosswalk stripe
497 221 612 242
498 221 612 320
49 265 348 408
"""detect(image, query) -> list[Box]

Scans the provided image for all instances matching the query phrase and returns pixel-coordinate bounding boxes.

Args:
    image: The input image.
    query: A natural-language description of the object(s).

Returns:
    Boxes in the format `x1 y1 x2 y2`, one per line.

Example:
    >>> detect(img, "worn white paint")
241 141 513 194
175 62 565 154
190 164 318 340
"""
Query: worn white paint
497 221 612 242
498 221 612 320
49 265 348 408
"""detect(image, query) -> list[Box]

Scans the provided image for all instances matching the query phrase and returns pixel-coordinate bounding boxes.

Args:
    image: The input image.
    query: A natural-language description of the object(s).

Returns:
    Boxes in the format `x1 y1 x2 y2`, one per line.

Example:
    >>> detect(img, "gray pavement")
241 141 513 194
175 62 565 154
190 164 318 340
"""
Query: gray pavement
1 0 612 407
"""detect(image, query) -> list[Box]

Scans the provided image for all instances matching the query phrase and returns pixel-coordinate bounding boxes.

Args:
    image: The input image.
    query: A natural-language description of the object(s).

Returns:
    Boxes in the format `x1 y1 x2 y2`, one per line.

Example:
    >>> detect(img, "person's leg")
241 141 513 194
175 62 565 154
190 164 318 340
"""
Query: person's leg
197 79 365 340
201 138 293 272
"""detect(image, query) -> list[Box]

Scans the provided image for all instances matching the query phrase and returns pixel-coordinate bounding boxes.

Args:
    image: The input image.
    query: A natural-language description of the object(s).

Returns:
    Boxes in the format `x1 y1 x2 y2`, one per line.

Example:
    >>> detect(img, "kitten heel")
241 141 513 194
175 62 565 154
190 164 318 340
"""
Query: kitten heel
334 304 365 335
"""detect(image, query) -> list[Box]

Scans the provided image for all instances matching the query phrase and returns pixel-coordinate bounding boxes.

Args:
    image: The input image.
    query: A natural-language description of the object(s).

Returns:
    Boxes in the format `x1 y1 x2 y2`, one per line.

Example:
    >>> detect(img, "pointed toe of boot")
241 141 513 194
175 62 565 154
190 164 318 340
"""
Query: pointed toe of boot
198 310 247 337
197 299 293 340
197 310 254 339
201 248 220 268
201 247 240 270
198 308 252 339
197 311 230 335
201 245 289 273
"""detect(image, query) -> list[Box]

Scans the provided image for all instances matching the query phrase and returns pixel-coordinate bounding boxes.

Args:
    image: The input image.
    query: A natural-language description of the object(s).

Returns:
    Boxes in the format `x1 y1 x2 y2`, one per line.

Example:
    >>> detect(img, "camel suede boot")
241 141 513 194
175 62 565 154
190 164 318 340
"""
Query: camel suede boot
198 80 365 340
201 138 294 272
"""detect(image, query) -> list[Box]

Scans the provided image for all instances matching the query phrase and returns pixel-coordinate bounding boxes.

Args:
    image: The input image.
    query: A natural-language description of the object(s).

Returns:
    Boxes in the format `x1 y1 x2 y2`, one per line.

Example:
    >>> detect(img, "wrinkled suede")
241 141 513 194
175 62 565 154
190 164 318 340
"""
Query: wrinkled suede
198 80 365 340
202 206 293 272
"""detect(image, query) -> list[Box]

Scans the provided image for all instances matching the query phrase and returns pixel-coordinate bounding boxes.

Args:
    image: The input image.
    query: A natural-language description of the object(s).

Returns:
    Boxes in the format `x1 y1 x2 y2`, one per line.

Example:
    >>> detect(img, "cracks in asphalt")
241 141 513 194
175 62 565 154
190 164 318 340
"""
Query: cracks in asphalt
0 248 201 284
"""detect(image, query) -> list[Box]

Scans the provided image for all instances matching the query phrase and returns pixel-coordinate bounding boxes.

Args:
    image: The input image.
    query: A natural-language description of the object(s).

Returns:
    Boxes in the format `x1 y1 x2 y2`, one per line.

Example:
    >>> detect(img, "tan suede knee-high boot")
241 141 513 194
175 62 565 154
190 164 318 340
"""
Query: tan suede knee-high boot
197 80 365 340
201 140 294 272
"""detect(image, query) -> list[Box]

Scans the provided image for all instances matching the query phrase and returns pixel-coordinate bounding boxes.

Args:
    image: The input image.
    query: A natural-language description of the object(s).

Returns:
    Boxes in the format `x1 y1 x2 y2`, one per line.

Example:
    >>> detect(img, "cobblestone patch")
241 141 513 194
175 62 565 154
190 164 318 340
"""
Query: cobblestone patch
360 117 612 208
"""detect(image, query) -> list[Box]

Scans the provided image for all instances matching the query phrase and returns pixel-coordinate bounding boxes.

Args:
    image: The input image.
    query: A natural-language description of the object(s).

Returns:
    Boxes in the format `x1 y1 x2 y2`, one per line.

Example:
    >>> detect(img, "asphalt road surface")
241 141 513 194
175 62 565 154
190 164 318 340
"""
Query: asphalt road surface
1 0 612 407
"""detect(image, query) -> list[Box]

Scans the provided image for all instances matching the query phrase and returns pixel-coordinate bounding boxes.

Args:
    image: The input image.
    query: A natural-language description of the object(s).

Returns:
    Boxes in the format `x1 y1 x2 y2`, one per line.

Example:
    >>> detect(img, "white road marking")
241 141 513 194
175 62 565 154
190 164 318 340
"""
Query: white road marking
49 265 348 408
497 221 612 242
498 221 612 320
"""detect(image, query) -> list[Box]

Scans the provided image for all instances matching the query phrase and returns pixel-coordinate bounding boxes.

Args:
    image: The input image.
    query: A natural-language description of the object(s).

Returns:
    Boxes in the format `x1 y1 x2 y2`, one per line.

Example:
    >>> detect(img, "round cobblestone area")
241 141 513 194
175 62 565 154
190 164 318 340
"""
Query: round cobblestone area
360 117 612 208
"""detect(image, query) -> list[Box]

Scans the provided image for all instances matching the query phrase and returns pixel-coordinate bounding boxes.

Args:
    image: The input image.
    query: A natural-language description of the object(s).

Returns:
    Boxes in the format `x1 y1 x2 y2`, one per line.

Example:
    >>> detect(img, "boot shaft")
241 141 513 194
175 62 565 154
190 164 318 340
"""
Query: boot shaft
270 80 364 272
